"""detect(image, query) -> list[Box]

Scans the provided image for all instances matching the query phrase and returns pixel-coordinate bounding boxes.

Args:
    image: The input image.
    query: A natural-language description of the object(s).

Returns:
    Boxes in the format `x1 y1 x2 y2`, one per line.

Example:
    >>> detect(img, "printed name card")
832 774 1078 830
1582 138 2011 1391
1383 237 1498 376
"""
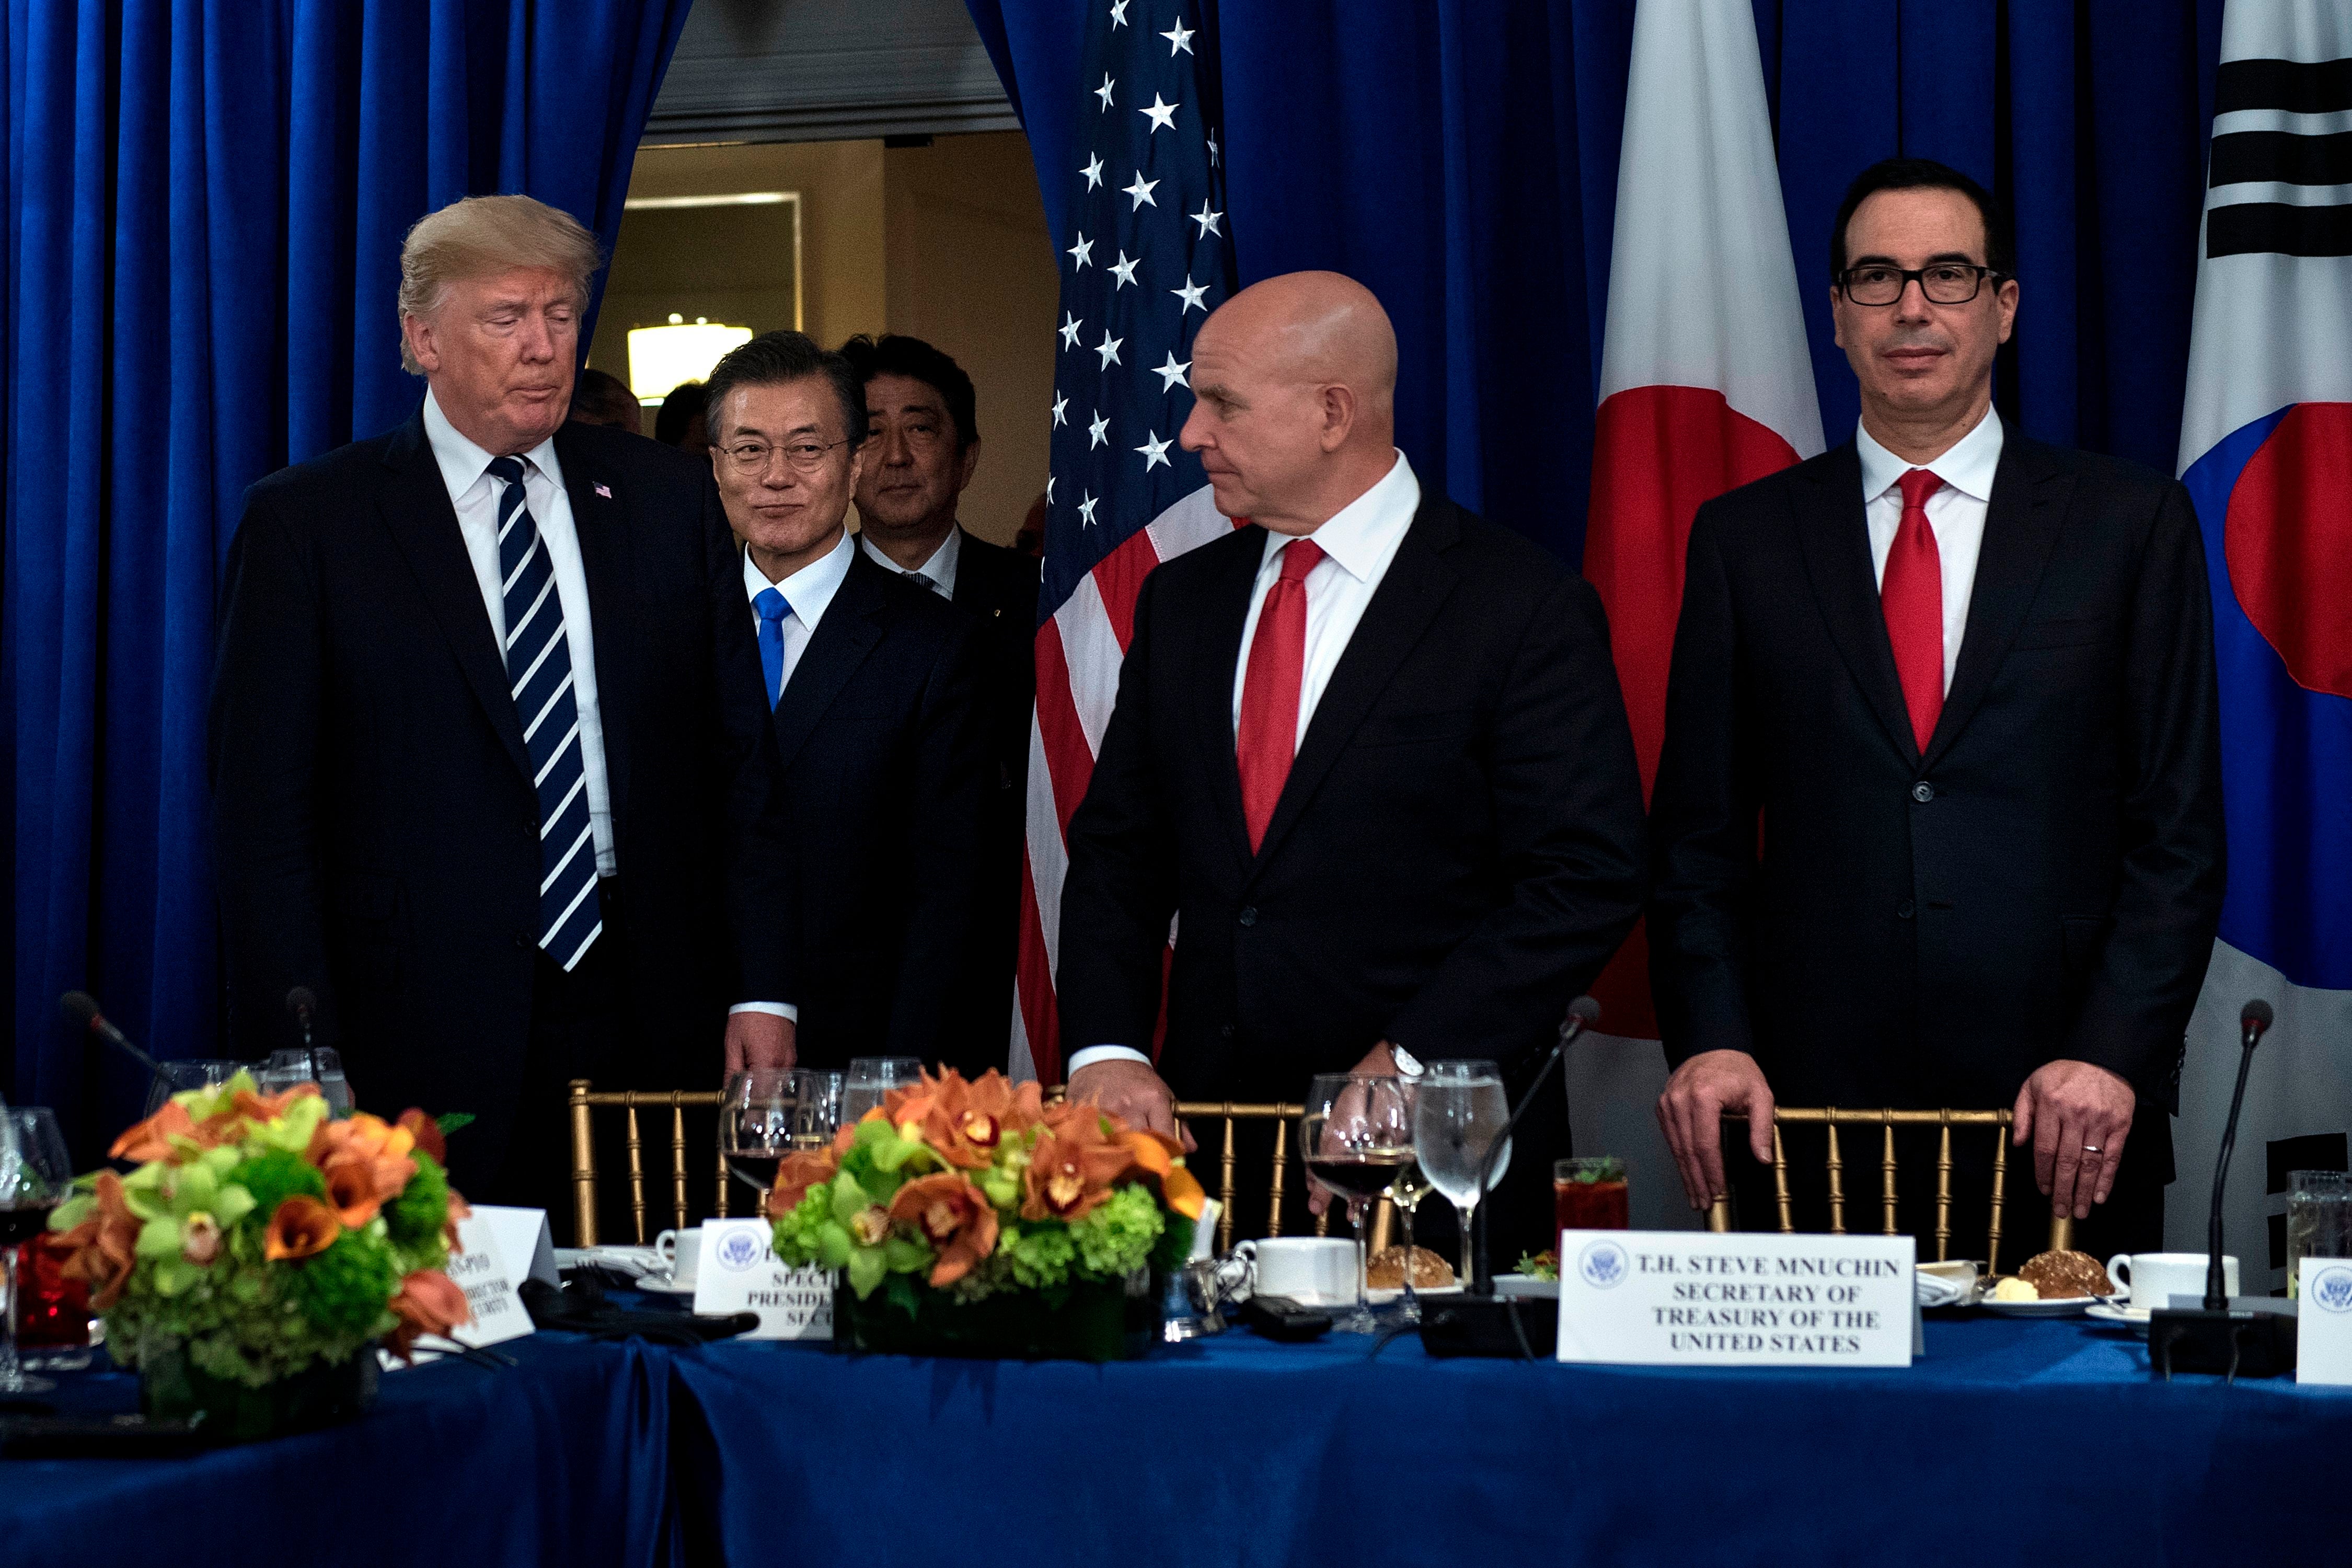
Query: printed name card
2297 1258 2352 1384
443 1211 536 1348
1555 1229 1916 1368
471 1204 558 1294
691 1219 835 1340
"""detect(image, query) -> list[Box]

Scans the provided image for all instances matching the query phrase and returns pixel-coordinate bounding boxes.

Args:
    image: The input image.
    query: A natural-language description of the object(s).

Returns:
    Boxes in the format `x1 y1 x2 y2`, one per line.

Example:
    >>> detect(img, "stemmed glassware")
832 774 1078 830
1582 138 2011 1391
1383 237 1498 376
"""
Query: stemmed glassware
142 1060 247 1117
790 1069 845 1150
1412 1062 1512 1284
843 1058 923 1123
719 1070 795 1217
0 1108 73 1393
1301 1074 1414 1334
258 1047 353 1117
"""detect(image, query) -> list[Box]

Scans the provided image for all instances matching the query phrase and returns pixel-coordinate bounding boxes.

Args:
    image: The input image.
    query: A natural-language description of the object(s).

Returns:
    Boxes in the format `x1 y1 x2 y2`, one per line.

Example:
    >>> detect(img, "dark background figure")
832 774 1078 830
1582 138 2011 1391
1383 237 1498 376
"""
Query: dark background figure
209 196 793 1214
655 379 709 456
705 331 995 1077
568 366 642 434
1649 160 2225 1261
1057 273 1648 1256
839 332 1040 1066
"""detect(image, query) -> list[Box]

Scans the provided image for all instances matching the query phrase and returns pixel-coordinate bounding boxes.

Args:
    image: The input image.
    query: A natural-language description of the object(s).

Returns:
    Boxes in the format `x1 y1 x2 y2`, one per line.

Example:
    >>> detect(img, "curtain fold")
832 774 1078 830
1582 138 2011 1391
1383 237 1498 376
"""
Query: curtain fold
969 0 2224 543
5 0 691 1154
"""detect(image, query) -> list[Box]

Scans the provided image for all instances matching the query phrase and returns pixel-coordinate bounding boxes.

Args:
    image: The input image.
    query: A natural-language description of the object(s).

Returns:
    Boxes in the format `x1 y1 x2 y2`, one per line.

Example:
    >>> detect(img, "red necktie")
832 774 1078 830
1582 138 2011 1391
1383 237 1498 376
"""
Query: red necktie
1883 468 1945 752
1236 538 1324 852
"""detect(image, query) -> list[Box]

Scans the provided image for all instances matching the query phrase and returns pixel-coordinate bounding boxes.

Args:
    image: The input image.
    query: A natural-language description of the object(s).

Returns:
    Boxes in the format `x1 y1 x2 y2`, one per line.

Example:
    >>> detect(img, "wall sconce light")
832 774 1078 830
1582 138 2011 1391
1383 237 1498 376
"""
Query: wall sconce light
627 314 754 405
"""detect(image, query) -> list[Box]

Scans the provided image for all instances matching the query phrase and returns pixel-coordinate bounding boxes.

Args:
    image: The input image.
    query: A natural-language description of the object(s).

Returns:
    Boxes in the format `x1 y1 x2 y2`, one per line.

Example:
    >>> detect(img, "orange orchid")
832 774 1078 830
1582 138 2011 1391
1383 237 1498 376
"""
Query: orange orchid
770 1145 841 1214
108 1100 245 1165
1120 1129 1207 1221
385 1267 471 1359
262 1195 341 1261
887 1172 1000 1287
1021 1111 1138 1222
54 1171 141 1310
917 1070 1044 1170
395 1108 448 1166
231 1081 321 1123
307 1112 418 1205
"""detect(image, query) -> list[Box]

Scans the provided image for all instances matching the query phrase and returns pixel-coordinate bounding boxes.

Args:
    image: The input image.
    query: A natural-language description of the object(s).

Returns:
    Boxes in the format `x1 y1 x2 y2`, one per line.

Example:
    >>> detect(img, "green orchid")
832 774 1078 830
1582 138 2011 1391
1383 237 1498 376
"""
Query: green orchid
129 1151 260 1296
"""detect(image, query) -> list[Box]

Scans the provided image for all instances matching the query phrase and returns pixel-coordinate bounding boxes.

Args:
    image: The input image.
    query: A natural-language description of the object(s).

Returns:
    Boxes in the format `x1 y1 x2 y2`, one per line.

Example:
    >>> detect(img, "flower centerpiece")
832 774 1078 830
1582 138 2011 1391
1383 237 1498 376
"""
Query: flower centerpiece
47 1074 472 1440
769 1069 1205 1361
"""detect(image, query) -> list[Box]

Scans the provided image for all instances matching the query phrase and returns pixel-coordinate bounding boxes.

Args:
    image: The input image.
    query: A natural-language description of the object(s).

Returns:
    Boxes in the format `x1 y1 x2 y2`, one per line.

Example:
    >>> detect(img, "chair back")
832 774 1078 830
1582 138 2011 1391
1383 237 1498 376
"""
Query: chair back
1702 1108 2074 1274
1168 1100 1339 1253
566 1080 735 1247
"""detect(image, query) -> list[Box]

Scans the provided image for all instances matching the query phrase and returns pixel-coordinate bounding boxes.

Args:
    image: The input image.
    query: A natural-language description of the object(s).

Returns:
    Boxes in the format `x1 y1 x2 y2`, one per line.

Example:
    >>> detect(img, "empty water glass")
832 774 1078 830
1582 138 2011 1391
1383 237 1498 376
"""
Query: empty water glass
842 1058 923 1123
258 1047 354 1117
2288 1170 2352 1298
142 1060 250 1117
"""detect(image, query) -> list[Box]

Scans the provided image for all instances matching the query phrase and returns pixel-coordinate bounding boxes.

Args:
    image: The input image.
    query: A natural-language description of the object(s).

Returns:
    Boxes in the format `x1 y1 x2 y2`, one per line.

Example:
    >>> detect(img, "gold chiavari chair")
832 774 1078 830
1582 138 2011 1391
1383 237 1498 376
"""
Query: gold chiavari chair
1169 1100 1337 1253
567 1080 735 1247
1702 1108 2077 1273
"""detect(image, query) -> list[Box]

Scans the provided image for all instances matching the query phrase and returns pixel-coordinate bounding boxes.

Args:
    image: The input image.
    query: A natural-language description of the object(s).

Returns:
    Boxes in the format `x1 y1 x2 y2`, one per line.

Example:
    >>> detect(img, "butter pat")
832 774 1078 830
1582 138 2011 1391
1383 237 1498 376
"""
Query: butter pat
1990 1277 2040 1303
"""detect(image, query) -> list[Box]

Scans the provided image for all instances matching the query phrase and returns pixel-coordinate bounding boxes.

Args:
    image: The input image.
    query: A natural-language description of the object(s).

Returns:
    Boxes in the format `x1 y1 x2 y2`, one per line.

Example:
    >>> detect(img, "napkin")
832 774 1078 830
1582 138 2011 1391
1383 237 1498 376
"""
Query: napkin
1916 1261 1979 1308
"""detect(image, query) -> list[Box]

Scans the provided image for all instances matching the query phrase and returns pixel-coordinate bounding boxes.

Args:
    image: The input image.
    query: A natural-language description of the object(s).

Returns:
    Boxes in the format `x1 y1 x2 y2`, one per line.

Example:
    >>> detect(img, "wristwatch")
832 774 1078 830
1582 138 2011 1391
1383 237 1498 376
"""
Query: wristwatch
1389 1043 1425 1080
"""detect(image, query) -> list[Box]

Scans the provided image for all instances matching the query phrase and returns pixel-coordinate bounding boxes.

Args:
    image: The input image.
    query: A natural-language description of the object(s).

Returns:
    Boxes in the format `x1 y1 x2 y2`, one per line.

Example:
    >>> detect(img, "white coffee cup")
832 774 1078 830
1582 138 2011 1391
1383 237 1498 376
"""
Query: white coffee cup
2106 1251 2239 1310
654 1227 702 1288
1236 1237 1356 1304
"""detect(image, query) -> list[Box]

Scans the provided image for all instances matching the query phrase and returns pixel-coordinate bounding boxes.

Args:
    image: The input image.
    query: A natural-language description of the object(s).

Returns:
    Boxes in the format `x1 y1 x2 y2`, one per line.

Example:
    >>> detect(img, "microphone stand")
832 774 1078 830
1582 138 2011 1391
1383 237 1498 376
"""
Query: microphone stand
2148 1000 2295 1380
1420 1000 1597 1359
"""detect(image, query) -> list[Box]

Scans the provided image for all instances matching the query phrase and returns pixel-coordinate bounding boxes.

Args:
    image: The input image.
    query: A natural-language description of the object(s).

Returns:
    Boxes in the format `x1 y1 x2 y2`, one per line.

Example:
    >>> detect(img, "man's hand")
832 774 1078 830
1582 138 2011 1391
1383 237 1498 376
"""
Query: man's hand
1310 1041 1404 1215
1067 1058 1194 1150
1656 1049 1777 1210
724 1011 796 1076
2013 1060 2134 1220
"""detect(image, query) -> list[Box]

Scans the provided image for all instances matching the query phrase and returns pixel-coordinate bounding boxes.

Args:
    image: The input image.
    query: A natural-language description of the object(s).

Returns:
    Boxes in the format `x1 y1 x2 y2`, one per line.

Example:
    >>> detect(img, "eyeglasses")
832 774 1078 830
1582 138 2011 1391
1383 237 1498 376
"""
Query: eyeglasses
1836 262 2008 307
721 437 854 474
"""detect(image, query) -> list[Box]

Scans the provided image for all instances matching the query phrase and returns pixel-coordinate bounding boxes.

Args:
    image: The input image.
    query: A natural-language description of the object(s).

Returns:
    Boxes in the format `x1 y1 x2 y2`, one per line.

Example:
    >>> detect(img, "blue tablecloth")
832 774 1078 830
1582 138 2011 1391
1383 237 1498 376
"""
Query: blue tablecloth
0 1335 675 1568
666 1315 2352 1568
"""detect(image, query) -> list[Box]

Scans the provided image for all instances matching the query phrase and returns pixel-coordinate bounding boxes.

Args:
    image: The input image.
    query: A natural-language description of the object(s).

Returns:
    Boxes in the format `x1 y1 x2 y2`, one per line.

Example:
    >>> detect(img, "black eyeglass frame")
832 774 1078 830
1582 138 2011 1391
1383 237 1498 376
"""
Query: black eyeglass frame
1834 262 2012 307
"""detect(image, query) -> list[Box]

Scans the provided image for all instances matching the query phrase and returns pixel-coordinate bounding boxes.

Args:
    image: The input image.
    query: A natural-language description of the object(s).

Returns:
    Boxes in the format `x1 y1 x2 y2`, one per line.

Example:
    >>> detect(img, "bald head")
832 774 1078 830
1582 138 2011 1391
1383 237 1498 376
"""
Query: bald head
1180 271 1401 534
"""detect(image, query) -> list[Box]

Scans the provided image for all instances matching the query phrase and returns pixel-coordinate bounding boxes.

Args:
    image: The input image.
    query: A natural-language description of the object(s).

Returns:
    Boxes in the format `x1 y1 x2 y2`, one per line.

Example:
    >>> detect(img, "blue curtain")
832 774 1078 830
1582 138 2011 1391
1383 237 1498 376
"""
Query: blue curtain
4 0 690 1152
968 0 2224 548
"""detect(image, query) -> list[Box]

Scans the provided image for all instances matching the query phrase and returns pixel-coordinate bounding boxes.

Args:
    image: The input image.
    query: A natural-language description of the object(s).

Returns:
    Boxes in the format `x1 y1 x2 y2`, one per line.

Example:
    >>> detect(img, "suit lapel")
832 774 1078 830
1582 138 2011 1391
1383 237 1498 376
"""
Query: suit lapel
557 426 632 826
1247 499 1461 878
1189 529 1265 871
771 550 887 770
1794 443 1921 767
375 412 533 780
1921 437 2070 771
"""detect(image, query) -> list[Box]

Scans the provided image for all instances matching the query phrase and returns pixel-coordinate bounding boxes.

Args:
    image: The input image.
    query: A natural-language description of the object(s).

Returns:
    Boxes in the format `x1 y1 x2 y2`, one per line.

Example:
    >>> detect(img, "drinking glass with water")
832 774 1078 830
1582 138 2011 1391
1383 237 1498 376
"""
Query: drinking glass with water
1412 1062 1511 1284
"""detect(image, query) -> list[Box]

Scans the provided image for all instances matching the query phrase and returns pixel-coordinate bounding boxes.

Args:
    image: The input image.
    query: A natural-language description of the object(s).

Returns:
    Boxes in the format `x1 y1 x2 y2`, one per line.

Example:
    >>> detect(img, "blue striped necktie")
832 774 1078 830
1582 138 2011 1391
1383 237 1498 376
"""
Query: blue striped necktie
488 455 602 971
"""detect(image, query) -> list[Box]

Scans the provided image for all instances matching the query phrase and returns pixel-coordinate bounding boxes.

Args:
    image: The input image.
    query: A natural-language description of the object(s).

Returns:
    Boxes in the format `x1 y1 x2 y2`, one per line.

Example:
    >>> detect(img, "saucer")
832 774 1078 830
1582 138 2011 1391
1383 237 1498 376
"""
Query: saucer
2085 1301 2152 1336
1980 1294 2092 1317
635 1275 698 1297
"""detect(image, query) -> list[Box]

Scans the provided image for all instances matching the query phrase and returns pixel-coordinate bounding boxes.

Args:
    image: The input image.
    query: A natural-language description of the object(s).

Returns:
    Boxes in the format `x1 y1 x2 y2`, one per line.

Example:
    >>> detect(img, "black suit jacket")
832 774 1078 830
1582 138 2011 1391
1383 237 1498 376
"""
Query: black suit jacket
1647 435 2226 1128
210 411 792 1161
1059 493 1649 1100
947 528 1039 1059
766 549 992 1073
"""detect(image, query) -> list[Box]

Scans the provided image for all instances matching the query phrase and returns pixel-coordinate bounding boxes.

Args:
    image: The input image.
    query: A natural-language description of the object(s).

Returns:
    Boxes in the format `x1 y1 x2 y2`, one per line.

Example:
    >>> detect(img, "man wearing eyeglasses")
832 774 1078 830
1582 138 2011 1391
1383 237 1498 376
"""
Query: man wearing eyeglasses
1648 159 2223 1257
705 330 992 1076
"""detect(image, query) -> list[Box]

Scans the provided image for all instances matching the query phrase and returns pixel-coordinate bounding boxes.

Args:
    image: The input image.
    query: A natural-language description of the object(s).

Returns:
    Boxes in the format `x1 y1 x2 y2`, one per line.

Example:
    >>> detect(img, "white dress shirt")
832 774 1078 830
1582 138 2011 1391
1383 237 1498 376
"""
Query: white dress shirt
1855 405 2004 695
422 390 616 876
743 527 856 692
1070 451 1423 1077
860 525 960 599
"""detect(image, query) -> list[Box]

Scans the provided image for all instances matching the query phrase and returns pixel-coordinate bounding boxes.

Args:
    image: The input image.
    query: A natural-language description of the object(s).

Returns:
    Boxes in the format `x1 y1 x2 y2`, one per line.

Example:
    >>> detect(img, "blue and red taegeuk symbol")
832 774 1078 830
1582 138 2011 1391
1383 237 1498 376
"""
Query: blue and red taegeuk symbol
2183 402 2352 988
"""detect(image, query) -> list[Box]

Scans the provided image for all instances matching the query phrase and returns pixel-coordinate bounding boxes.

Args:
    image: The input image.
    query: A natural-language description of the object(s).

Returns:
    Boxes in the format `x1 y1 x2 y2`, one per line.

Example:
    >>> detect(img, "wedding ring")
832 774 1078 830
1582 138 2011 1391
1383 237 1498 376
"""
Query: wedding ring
2082 1144 2101 1154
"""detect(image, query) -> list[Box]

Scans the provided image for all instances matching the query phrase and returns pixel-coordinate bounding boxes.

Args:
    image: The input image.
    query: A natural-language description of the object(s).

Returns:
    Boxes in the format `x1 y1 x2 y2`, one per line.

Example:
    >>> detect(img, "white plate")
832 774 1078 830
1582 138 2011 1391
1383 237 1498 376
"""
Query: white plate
634 1275 697 1297
1366 1284 1465 1305
2085 1302 2152 1335
1980 1294 2094 1317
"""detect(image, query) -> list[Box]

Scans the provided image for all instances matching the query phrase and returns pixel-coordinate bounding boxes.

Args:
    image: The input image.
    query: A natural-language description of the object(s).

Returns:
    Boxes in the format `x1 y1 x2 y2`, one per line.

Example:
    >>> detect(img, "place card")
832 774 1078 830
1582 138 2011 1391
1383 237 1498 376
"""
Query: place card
442 1210 536 1349
2296 1257 2352 1384
470 1204 558 1294
1555 1228 1916 1368
690 1218 834 1340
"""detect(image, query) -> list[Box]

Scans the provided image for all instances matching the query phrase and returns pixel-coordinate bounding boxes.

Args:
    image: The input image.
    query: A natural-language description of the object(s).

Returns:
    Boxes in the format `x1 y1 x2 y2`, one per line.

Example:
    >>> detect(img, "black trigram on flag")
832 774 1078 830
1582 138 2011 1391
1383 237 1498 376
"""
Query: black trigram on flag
2206 55 2352 258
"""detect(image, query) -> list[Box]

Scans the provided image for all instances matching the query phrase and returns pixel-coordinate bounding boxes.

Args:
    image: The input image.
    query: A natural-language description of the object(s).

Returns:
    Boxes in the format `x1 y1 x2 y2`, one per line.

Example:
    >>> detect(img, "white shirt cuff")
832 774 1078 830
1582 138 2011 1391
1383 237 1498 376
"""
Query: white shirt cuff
728 1001 798 1023
1066 1044 1152 1076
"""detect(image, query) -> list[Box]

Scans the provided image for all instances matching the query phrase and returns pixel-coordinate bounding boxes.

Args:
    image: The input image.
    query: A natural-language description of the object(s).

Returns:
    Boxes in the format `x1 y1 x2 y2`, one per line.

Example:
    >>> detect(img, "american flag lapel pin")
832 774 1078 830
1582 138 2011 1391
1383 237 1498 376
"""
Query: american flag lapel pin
594 482 613 499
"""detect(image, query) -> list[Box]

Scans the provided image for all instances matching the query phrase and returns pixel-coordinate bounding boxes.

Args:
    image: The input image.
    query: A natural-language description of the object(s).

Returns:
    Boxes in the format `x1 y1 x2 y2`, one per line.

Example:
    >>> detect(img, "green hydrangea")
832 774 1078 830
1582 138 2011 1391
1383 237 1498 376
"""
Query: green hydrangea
286 1230 400 1338
383 1150 450 1247
1068 1183 1165 1280
997 1220 1076 1290
226 1149 325 1221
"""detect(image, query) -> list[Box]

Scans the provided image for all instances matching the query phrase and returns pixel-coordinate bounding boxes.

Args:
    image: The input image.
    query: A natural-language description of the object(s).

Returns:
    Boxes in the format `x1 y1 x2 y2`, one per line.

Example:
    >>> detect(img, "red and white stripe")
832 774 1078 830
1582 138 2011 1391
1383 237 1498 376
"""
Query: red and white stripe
1012 485 1233 1085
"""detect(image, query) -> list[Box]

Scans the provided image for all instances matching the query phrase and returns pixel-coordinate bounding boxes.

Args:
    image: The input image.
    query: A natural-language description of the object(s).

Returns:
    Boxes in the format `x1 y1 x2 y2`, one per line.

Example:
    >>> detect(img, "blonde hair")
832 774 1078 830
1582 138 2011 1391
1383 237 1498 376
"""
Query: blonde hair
396 195 603 373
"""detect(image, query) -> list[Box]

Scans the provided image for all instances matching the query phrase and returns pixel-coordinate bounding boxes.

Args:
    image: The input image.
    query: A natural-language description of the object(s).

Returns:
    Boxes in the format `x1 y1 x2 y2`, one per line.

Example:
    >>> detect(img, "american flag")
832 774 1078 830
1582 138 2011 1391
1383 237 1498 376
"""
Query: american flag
1012 0 1239 1086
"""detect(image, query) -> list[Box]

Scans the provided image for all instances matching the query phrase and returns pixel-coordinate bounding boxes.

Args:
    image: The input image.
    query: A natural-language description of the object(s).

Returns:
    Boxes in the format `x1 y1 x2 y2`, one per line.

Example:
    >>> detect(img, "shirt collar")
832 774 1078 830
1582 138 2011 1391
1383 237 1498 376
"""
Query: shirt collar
1856 403 2003 504
744 526 855 626
1262 449 1421 579
862 525 961 595
422 387 563 502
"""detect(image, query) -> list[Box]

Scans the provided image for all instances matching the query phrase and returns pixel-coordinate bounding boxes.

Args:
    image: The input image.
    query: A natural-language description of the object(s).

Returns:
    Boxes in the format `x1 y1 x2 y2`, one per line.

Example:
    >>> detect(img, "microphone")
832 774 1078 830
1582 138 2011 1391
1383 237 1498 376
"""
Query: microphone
286 987 320 1078
2148 997 2295 1379
60 990 174 1092
1469 995 1602 1299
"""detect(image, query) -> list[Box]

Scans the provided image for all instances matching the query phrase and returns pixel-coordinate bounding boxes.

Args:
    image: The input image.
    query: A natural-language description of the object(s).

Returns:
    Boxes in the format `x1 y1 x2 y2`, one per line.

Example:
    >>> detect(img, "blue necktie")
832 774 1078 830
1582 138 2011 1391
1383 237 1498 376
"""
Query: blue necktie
488 456 602 971
754 586 791 709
